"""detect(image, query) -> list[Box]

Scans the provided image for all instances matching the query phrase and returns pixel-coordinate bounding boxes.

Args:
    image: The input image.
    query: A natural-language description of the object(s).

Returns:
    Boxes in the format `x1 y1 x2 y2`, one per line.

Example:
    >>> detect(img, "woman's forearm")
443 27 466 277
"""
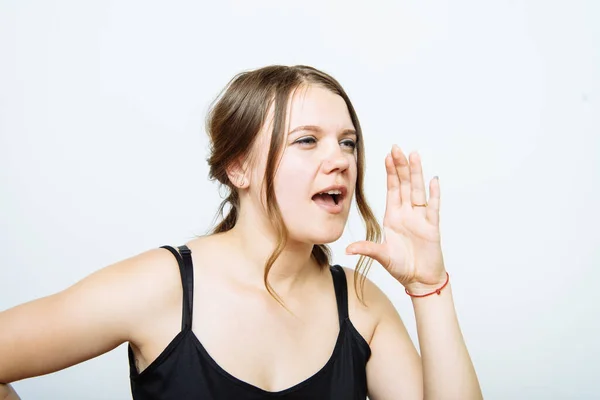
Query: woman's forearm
411 282 482 400
0 384 20 400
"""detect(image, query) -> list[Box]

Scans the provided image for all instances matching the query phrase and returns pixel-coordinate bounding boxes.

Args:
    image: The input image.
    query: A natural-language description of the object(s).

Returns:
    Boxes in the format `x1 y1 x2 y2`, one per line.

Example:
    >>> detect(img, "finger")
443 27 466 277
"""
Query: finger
385 153 401 208
426 176 441 226
391 145 411 207
409 152 427 217
346 241 391 270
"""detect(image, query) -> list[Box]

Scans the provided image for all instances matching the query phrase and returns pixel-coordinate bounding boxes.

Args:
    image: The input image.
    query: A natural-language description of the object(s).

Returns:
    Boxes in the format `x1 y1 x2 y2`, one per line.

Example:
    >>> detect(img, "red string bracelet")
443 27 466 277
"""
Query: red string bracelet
405 272 450 298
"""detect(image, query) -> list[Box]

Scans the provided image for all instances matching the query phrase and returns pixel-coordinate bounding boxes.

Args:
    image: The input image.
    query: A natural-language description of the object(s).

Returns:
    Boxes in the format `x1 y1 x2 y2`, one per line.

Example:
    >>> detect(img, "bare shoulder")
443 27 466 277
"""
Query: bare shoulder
122 245 188 346
55 245 184 340
338 266 398 345
103 245 184 332
0 245 182 383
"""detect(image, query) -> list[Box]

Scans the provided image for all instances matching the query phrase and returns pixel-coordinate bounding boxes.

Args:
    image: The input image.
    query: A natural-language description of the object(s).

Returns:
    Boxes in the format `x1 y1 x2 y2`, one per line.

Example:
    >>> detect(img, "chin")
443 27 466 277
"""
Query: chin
285 215 348 246
306 226 345 245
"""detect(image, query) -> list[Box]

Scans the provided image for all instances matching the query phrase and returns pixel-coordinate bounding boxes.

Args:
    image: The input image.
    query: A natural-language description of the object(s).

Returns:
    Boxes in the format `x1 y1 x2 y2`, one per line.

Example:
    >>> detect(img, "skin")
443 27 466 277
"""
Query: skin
0 85 482 399
0 384 18 400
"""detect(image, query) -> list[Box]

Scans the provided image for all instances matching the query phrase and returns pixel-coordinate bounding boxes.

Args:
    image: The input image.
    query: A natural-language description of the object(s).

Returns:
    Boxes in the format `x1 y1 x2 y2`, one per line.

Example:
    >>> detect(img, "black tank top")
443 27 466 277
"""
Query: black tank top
128 245 371 399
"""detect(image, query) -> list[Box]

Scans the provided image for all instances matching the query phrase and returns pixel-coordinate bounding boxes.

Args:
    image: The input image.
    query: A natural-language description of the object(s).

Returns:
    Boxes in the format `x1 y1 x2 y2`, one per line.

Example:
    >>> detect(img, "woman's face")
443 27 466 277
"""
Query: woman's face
250 84 358 246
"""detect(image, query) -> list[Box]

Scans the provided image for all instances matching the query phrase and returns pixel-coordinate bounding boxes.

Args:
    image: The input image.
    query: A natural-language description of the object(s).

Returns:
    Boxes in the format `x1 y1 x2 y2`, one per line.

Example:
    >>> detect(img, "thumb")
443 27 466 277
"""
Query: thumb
346 241 390 269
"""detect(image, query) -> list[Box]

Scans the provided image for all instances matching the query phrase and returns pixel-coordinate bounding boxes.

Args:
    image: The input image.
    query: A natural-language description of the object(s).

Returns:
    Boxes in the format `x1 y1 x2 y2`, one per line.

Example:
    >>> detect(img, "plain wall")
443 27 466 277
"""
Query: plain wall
1 1 599 399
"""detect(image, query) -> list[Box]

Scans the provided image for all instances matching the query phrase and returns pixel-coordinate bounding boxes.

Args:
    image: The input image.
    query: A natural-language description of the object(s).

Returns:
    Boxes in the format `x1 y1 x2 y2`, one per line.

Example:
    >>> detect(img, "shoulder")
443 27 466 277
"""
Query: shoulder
337 265 399 345
89 245 182 304
110 246 185 341
338 265 397 316
44 244 187 349
0 245 184 382
60 245 184 340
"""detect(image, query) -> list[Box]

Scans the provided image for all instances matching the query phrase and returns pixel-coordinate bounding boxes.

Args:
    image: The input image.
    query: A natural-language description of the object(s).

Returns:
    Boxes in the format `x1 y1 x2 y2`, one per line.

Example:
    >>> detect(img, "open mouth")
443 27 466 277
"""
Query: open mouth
312 192 342 205
311 186 347 209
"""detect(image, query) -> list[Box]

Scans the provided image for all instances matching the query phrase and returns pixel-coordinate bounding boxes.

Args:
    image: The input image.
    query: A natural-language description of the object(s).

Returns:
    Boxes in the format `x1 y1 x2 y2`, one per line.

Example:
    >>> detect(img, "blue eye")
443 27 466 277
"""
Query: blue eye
295 137 317 146
294 136 357 150
341 139 357 150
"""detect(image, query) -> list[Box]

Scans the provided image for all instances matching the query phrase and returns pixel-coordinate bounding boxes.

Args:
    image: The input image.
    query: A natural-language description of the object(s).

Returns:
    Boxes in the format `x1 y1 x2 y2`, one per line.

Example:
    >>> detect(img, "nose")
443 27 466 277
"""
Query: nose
321 146 350 174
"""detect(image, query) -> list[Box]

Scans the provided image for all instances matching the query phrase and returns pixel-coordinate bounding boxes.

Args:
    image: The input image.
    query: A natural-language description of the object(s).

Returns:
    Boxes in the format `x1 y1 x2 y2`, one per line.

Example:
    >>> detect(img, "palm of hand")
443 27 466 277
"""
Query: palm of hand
347 145 446 288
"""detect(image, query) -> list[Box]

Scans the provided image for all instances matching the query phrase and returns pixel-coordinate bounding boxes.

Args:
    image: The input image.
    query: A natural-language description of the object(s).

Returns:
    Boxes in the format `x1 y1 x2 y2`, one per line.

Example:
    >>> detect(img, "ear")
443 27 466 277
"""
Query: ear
226 158 249 189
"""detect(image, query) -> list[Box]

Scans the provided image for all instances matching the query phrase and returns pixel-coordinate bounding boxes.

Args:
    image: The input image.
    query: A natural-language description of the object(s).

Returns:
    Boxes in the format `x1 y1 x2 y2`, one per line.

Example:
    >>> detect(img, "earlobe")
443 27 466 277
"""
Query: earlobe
226 154 253 189
226 165 248 189
226 172 247 189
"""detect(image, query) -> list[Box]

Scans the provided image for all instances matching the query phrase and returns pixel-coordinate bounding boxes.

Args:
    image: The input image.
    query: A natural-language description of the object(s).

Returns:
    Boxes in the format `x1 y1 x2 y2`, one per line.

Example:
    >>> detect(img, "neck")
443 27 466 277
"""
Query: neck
220 210 319 295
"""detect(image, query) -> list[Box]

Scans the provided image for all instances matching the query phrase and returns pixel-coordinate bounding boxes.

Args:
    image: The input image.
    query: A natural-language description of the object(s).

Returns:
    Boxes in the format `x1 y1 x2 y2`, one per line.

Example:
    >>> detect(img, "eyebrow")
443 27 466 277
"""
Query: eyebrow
288 125 357 137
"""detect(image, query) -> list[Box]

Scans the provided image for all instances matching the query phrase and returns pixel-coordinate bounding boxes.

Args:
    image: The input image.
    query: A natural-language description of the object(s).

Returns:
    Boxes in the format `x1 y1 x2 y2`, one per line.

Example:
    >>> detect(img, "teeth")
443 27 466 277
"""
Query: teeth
320 190 342 195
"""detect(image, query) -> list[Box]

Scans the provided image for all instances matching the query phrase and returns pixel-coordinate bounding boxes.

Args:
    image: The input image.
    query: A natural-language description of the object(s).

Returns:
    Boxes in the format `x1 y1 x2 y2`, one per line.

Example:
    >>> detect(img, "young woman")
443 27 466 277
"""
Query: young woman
0 65 482 399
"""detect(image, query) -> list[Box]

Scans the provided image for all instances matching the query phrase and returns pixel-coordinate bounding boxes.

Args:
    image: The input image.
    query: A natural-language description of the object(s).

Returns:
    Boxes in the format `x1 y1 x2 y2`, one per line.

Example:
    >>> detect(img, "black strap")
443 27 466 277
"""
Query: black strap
329 265 349 325
178 245 194 329
160 245 194 331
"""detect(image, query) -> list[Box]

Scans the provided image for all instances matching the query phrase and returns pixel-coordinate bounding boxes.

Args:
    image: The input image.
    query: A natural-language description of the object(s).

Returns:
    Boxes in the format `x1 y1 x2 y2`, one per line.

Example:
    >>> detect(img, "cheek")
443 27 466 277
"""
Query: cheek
273 157 315 213
348 155 358 183
275 162 310 200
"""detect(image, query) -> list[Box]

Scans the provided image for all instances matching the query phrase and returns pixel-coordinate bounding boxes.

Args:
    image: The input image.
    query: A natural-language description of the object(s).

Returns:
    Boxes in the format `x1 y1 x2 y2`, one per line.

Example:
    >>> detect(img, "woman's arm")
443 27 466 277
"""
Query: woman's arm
0 383 21 400
347 146 482 399
0 247 179 384
363 276 481 400
409 281 481 399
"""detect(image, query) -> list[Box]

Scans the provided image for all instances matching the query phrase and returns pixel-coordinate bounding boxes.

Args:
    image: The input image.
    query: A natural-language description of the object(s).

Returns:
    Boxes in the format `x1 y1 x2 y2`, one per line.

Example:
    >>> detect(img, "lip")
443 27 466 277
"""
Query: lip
312 185 348 200
311 184 348 215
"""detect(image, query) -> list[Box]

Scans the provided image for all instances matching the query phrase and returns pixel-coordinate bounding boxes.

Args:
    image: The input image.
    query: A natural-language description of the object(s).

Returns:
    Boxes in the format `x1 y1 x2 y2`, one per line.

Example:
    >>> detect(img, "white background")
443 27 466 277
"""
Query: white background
1 1 599 399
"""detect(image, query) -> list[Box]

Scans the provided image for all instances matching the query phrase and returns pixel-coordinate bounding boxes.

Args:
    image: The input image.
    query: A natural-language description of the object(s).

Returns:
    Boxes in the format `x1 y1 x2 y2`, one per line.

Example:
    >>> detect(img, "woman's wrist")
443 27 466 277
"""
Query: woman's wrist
402 270 449 296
